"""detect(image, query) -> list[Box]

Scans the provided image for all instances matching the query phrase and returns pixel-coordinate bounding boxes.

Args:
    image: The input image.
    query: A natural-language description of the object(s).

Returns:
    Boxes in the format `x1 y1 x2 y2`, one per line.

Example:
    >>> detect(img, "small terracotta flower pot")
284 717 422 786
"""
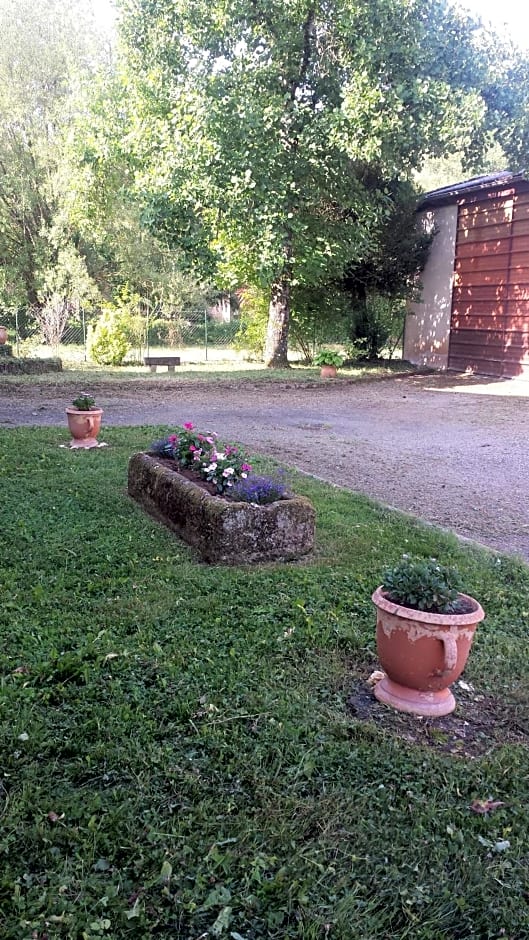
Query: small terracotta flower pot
66 407 103 448
320 365 337 378
371 587 485 717
0 326 8 345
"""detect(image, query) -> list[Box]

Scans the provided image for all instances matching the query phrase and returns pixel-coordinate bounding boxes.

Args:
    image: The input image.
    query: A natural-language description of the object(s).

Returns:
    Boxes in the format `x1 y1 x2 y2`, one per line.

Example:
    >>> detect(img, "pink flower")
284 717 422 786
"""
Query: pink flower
242 463 252 472
189 445 196 452
168 434 178 444
184 422 194 430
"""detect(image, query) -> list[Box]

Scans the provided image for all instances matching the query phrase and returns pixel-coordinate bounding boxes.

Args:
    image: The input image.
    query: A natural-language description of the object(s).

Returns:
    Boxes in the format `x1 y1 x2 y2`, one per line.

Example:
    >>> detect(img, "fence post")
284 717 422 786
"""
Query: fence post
15 308 20 357
146 303 150 361
204 308 208 362
81 302 87 362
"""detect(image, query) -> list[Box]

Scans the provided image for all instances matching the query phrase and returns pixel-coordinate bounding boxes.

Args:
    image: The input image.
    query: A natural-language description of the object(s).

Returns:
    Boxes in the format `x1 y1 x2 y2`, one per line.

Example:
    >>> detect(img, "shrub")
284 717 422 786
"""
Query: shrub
314 349 344 367
352 293 406 360
233 286 268 360
71 393 96 411
381 556 463 613
87 307 130 366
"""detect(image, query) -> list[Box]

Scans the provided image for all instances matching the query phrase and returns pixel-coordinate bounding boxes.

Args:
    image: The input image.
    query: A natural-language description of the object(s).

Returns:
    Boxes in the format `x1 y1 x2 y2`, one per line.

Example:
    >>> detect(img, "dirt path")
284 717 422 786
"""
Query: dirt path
2 371 529 560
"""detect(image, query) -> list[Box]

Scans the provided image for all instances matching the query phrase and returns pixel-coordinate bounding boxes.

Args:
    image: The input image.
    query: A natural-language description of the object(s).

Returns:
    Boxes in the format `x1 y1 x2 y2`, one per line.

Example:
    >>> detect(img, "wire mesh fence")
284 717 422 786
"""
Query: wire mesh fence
0 304 243 366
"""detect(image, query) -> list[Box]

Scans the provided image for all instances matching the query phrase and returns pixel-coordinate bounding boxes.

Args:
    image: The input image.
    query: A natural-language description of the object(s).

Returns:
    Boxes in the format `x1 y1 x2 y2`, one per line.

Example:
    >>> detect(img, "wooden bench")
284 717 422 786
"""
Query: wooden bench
144 355 181 373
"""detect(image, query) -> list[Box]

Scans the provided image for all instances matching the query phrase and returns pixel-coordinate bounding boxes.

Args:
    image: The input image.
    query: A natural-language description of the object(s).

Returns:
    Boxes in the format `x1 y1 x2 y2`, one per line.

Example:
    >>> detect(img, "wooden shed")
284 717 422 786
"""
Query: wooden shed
404 171 529 378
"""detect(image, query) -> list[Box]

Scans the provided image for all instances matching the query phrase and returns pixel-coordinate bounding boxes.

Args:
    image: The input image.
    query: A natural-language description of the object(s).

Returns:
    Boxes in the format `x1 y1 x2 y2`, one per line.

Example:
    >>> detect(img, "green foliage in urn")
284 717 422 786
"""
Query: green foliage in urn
71 393 97 411
382 556 463 614
314 350 344 368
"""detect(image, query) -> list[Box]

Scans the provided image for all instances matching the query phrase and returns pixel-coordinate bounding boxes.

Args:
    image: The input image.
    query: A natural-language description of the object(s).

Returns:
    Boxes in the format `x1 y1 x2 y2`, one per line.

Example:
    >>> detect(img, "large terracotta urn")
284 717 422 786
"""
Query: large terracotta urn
320 365 337 378
66 407 104 449
372 587 485 717
0 326 8 344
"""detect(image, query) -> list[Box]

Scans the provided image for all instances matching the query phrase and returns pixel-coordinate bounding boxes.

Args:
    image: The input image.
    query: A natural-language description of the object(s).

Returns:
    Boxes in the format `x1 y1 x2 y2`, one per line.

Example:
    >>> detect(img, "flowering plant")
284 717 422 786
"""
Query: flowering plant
150 422 252 494
227 471 289 504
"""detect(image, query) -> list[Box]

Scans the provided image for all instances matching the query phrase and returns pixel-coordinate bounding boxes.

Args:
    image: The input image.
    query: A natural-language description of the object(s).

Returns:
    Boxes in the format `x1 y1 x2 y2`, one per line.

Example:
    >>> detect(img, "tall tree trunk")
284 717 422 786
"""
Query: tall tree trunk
264 274 291 368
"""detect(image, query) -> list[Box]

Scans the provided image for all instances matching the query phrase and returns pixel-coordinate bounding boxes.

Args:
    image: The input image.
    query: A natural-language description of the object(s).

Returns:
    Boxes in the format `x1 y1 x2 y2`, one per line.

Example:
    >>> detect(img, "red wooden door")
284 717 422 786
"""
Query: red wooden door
448 183 529 377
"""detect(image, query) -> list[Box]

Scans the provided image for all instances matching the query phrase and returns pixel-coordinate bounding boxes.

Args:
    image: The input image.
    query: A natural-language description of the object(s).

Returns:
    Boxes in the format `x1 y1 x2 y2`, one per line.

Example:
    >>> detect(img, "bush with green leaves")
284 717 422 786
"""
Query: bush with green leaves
87 307 130 366
233 286 269 360
344 338 368 363
314 349 344 368
352 293 406 360
71 392 97 411
381 556 463 613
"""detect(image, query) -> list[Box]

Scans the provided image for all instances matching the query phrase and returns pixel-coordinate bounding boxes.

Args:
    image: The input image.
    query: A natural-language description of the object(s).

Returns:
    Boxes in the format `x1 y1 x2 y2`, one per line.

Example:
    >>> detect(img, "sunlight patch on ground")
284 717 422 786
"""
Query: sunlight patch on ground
422 373 529 397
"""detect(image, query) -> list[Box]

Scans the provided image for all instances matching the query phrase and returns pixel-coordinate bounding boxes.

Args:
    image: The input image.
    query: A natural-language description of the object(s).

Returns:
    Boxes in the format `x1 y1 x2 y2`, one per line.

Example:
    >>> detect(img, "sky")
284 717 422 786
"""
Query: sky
457 0 529 48
91 0 117 32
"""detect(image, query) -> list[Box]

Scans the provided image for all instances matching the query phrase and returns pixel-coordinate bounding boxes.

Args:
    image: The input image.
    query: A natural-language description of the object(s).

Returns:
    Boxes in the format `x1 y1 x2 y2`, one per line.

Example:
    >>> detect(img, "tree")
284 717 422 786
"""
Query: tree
0 0 107 308
62 64 216 312
117 0 529 366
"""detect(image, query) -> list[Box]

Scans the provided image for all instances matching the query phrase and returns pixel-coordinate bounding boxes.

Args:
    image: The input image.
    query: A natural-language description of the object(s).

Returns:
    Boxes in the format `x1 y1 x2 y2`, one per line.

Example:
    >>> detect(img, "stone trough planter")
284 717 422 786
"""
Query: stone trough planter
128 452 316 565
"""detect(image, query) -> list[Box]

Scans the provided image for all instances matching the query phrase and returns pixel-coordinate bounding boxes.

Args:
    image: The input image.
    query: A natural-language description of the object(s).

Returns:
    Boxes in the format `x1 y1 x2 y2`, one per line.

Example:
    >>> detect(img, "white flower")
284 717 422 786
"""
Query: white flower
222 467 235 477
204 462 217 472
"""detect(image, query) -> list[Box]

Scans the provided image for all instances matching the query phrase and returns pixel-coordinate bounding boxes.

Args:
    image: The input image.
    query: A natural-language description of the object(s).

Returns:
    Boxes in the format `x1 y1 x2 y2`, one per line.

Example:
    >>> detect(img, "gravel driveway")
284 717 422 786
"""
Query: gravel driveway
2 371 528 560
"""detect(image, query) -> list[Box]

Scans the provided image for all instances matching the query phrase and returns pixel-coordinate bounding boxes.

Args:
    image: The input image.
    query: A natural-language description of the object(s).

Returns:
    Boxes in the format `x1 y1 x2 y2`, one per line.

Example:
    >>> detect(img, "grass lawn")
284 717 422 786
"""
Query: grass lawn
1 426 529 939
0 359 415 390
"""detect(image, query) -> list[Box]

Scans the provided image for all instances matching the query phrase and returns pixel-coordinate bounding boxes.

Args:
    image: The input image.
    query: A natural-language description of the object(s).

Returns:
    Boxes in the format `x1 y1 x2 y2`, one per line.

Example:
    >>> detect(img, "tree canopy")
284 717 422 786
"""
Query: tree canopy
0 0 108 308
2 0 529 360
115 0 529 364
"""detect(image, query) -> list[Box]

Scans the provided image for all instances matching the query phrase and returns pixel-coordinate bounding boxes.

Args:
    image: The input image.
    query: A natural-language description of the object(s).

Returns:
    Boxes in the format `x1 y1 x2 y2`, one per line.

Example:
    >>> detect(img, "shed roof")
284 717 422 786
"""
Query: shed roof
417 171 528 210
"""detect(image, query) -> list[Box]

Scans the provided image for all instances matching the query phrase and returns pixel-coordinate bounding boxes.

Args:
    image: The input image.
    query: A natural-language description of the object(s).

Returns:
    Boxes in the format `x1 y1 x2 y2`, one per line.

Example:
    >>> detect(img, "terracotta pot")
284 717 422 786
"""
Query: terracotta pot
371 586 485 717
0 325 7 345
320 365 337 378
66 407 103 449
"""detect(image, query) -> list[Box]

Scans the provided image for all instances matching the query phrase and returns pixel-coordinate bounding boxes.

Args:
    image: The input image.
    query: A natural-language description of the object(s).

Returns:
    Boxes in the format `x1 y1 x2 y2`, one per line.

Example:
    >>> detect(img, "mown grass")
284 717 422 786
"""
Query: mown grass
0 359 414 390
1 426 528 940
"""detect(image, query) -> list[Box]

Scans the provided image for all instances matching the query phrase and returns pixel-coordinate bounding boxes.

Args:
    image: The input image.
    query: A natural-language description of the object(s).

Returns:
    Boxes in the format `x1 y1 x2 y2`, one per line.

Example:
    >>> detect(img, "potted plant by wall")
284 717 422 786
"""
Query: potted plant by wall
0 325 7 345
371 556 485 717
314 349 344 378
66 393 104 448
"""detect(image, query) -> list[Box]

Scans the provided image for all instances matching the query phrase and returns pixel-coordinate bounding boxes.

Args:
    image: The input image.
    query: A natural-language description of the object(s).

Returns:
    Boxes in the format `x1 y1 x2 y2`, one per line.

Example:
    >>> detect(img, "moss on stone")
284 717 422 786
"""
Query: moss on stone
128 452 315 565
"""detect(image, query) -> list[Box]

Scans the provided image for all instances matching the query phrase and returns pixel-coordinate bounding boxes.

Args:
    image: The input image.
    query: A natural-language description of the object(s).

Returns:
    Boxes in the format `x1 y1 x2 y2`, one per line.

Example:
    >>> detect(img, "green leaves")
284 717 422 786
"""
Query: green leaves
382 556 464 613
113 0 529 364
